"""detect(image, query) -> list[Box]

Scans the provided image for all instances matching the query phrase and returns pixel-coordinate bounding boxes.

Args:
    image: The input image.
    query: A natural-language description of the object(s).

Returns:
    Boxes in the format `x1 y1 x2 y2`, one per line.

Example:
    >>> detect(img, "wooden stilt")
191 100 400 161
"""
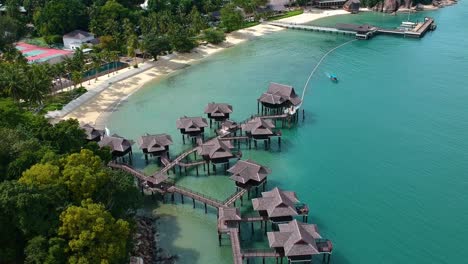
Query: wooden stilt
192 198 195 208
181 194 184 204
204 203 207 213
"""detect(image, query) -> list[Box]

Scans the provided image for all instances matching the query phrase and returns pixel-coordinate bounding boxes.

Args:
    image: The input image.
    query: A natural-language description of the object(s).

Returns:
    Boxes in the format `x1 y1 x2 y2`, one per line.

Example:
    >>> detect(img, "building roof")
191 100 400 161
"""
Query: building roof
228 159 271 184
98 134 132 153
267 220 322 257
258 83 302 107
176 116 208 132
241 117 275 136
218 207 241 231
204 103 233 117
252 187 299 218
221 119 238 130
138 133 173 152
63 30 94 40
81 123 104 141
197 138 234 160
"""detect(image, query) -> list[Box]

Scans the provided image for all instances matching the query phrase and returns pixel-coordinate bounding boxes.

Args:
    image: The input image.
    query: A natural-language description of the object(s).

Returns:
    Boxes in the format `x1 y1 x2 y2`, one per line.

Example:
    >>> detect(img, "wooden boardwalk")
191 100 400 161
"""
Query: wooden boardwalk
268 22 356 36
167 185 225 208
242 249 280 258
229 228 243 264
223 189 247 207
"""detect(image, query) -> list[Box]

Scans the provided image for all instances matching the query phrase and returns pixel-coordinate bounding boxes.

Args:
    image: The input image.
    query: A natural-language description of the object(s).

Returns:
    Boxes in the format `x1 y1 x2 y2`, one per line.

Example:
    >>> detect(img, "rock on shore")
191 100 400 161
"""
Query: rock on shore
131 216 177 264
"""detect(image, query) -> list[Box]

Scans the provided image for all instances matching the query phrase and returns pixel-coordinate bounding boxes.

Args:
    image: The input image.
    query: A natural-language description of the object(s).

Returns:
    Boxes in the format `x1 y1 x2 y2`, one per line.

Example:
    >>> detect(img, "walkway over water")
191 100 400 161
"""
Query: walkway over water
268 17 436 40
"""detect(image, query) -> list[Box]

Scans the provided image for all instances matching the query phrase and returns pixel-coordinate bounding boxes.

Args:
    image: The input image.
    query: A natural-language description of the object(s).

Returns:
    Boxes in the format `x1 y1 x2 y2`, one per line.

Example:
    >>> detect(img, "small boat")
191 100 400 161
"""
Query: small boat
330 74 338 82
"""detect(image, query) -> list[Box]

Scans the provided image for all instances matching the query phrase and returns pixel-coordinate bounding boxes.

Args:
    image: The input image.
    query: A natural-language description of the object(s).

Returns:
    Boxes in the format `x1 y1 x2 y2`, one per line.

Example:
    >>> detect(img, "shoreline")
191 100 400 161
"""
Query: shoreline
61 9 349 126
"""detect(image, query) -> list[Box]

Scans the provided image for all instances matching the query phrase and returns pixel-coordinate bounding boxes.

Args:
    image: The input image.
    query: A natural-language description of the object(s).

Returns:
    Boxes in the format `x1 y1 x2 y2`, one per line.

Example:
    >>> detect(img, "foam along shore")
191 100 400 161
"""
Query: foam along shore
61 9 349 126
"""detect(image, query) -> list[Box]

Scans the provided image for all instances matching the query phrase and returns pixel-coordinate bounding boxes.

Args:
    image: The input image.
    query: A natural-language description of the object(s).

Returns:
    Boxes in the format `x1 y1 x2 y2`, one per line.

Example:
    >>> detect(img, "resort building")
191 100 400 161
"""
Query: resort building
81 124 104 142
314 0 347 8
218 119 239 136
63 30 97 50
228 159 271 191
197 138 236 164
252 187 309 223
267 220 333 263
204 102 233 127
242 117 276 140
258 82 302 114
99 135 133 160
217 207 241 233
176 116 208 141
137 133 173 159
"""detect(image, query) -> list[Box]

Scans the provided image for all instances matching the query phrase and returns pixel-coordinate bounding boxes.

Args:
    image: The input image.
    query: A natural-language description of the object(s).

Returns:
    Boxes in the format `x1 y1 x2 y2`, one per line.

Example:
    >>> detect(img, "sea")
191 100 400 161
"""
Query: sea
107 3 468 263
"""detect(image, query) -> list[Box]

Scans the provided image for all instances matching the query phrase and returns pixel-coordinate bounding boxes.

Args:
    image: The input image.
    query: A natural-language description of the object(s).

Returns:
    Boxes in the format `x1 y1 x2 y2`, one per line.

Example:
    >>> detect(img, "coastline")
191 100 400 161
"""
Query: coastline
61 9 349 126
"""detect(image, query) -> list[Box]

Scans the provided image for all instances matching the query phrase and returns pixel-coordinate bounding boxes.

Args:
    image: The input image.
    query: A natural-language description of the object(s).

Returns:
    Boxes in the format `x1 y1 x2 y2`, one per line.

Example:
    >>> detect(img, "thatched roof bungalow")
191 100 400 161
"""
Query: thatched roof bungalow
81 124 104 142
197 138 235 164
176 116 208 137
252 187 308 223
204 103 233 123
217 207 241 232
228 159 271 189
267 220 333 262
138 133 173 156
241 117 275 140
258 83 302 109
99 134 133 158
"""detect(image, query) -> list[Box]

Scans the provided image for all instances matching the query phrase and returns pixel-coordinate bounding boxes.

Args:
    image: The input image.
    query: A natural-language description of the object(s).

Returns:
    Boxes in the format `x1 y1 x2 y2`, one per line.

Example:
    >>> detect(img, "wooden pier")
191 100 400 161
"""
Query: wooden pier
268 17 436 40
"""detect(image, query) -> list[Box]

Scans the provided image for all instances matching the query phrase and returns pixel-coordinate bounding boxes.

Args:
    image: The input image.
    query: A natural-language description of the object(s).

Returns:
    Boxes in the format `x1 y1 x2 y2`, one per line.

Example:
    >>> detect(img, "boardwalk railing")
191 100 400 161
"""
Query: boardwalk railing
228 228 243 264
242 248 280 258
168 185 224 208
223 189 247 207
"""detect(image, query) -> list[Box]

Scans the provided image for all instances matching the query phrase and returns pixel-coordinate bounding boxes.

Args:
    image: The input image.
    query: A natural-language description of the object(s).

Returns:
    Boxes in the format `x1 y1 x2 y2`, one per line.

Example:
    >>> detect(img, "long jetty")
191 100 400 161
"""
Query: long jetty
268 17 436 40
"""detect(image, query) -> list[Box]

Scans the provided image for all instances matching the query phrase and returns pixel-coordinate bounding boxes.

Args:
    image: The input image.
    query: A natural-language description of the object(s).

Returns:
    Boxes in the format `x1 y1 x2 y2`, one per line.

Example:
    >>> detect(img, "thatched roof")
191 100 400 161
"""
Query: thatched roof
228 159 271 184
176 116 208 132
81 123 104 141
241 117 275 136
221 119 238 130
204 103 233 116
267 220 322 257
138 133 173 152
98 134 132 153
218 207 241 231
252 187 299 218
258 83 302 107
197 138 234 159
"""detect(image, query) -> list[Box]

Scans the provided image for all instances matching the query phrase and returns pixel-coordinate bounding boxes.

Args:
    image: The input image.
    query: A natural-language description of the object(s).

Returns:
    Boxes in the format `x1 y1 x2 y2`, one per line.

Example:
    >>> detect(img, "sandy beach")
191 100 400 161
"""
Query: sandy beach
62 9 349 125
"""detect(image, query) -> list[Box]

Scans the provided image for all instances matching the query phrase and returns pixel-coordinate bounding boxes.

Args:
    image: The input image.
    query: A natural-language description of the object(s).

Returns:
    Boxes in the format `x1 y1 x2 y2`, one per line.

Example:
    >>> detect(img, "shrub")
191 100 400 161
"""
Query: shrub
203 28 226 44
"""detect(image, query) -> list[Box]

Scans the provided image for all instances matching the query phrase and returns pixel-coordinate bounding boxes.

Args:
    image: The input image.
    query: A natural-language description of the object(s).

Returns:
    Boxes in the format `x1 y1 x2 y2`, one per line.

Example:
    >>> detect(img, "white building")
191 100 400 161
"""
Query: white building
63 30 96 50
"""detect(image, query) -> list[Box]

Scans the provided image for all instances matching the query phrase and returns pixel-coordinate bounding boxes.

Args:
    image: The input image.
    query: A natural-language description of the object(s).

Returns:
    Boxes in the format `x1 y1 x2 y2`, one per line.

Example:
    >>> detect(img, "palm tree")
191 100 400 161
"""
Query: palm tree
25 64 52 106
71 71 83 89
2 64 26 103
91 53 102 83
111 51 120 75
127 34 138 68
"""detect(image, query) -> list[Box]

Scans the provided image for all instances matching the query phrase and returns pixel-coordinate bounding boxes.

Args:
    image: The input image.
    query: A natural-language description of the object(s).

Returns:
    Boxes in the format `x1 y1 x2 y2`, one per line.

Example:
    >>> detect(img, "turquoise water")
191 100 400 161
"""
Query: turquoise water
107 4 468 264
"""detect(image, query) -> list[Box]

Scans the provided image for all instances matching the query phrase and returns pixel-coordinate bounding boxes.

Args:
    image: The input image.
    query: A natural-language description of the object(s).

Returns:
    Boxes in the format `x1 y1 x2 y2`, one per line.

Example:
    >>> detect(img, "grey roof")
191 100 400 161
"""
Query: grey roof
228 159 271 184
81 123 104 141
252 187 299 218
63 30 94 40
197 138 234 159
221 119 238 130
218 207 241 231
138 133 173 152
258 83 302 106
241 117 275 136
204 103 233 116
98 134 132 152
176 116 208 132
267 220 322 257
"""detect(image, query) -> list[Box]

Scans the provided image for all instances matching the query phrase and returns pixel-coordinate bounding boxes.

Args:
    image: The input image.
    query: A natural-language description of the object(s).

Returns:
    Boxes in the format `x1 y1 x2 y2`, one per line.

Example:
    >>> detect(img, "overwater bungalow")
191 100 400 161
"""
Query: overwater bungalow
197 138 236 164
218 119 239 136
204 103 233 127
137 133 173 160
257 82 302 115
252 187 309 223
267 220 333 263
241 117 281 149
228 159 271 194
99 134 133 161
217 207 241 233
81 123 104 142
176 116 208 143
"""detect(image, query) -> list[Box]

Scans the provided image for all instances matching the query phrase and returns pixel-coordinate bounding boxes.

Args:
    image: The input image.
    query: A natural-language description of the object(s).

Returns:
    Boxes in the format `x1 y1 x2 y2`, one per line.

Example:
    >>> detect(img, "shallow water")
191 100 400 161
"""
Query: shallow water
108 3 468 263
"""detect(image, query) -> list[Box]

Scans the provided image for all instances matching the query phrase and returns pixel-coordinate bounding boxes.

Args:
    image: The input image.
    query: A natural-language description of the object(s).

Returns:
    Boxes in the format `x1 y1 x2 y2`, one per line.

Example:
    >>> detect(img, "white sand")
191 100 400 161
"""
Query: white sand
63 9 349 125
